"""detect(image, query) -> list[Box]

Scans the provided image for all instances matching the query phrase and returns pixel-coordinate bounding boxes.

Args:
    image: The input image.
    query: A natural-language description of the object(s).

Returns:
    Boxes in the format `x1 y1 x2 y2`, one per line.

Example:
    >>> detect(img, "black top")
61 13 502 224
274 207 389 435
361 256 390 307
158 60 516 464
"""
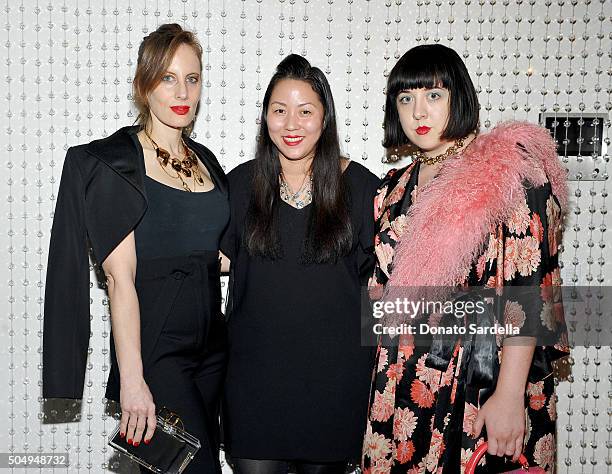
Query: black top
220 160 380 461
135 176 229 259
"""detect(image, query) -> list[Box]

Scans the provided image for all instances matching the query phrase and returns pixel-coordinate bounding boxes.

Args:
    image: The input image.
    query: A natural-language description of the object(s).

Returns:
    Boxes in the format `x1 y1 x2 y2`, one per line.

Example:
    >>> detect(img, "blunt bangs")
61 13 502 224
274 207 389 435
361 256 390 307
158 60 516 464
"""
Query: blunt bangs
386 58 450 101
383 44 480 149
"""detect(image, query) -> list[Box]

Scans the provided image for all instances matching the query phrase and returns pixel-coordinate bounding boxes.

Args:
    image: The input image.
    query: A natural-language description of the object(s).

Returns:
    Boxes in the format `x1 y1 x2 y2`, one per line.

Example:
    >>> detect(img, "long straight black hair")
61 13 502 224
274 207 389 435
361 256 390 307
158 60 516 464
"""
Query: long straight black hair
245 54 352 264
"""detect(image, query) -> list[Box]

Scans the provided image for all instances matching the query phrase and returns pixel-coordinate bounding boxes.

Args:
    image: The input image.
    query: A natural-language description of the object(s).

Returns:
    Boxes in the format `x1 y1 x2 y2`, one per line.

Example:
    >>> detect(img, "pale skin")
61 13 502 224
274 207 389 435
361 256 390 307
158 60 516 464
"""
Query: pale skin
396 87 537 465
102 43 212 446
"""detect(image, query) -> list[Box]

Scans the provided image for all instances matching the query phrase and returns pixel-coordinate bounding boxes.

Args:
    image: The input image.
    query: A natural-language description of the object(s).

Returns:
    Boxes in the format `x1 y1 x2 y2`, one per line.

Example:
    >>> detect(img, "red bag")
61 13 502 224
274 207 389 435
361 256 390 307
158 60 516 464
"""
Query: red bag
465 442 546 473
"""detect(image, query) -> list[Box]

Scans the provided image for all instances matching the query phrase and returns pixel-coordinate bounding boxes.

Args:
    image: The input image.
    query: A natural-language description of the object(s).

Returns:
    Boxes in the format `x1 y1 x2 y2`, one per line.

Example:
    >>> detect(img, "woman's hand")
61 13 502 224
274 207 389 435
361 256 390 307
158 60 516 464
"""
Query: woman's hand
471 390 525 462
119 377 157 446
471 339 536 462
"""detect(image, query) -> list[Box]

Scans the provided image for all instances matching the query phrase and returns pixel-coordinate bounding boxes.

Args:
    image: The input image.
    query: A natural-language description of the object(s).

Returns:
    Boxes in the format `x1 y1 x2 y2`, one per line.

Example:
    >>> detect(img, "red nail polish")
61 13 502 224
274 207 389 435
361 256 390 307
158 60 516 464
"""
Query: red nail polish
119 432 125 438
127 438 132 445
133 442 140 447
144 439 150 445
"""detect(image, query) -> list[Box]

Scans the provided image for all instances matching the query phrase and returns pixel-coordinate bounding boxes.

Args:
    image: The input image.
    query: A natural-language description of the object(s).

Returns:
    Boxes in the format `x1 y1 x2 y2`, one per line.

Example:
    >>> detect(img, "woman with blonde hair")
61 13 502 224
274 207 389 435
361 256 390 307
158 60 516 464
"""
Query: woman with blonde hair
43 23 228 473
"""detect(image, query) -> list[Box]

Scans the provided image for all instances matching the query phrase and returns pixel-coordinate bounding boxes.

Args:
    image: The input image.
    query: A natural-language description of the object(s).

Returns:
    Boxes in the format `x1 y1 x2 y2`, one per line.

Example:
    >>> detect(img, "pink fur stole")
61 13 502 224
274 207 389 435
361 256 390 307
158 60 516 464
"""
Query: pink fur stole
383 121 568 315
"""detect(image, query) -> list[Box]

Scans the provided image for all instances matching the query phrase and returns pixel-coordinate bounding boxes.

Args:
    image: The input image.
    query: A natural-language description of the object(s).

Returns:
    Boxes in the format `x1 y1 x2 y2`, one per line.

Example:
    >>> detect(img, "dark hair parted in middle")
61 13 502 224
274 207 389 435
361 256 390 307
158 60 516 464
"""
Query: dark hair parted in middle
383 44 480 149
245 54 352 264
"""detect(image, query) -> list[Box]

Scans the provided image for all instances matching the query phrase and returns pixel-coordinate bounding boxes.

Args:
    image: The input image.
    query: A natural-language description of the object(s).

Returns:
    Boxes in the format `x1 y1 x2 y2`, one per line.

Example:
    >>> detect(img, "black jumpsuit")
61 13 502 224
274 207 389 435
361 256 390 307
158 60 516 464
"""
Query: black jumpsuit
105 166 229 473
43 125 230 474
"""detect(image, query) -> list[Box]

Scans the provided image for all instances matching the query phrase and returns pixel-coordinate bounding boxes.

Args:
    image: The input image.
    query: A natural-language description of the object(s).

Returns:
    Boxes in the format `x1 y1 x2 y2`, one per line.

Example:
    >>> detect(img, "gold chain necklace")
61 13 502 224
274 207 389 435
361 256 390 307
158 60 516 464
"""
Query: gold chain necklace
414 136 466 166
145 131 205 192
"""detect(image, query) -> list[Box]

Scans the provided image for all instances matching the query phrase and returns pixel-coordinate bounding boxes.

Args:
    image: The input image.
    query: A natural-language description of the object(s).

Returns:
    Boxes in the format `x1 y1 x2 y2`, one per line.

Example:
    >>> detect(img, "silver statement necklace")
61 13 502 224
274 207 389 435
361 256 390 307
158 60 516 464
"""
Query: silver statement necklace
279 171 313 209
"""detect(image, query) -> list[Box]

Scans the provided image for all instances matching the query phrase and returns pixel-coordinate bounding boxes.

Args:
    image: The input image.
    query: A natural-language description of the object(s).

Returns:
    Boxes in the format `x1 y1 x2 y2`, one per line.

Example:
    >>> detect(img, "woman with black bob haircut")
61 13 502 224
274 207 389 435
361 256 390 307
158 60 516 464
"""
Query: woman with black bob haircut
382 43 479 150
220 54 380 473
362 44 569 472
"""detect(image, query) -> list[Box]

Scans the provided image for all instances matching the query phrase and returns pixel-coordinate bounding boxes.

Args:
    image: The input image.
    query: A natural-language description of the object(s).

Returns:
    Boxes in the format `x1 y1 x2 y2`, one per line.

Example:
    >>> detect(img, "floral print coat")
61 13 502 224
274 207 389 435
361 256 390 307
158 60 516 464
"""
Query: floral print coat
362 161 569 474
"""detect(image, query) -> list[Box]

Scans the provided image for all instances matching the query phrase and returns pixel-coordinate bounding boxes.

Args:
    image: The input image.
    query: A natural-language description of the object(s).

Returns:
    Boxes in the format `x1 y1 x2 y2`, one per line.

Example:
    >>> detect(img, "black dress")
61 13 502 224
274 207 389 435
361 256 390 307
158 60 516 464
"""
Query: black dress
221 160 380 462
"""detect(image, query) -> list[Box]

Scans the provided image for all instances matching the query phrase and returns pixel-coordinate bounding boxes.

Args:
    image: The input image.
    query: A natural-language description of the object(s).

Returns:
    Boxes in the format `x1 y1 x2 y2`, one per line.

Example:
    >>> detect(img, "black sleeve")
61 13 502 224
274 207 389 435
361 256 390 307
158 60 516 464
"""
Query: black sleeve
498 182 569 381
219 220 236 260
500 183 559 339
43 149 91 399
219 163 252 321
357 170 382 285
359 171 382 251
219 169 240 260
220 163 252 261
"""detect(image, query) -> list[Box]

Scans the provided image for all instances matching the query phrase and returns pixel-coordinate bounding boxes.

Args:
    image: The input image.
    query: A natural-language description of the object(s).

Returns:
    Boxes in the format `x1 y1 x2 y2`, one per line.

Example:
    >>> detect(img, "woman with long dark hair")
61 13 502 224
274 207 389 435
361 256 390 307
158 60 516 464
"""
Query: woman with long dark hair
362 44 569 473
43 24 228 473
221 54 380 473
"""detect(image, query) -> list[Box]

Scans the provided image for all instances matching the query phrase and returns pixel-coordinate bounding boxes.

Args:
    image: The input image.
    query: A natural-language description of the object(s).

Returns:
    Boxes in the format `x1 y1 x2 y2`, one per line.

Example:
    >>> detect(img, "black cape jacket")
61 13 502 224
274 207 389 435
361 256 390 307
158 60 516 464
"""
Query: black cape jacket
42 125 228 399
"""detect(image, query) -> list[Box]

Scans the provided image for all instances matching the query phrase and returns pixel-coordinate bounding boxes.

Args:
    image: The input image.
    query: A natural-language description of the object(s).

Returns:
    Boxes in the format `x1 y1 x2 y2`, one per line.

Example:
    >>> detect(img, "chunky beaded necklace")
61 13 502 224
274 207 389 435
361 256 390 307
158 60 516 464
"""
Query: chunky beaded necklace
145 131 205 192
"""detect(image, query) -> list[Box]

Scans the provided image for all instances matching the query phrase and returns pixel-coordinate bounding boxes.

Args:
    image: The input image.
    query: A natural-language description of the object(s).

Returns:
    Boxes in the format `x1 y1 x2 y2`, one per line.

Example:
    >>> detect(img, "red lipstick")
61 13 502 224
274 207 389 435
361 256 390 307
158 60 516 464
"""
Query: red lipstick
171 106 190 115
416 126 431 135
282 135 305 146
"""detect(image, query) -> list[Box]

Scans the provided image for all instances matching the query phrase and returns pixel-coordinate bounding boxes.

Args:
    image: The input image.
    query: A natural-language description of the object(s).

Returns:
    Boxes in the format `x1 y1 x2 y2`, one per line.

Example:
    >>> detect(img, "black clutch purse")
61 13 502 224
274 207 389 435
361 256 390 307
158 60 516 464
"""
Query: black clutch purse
109 407 201 473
